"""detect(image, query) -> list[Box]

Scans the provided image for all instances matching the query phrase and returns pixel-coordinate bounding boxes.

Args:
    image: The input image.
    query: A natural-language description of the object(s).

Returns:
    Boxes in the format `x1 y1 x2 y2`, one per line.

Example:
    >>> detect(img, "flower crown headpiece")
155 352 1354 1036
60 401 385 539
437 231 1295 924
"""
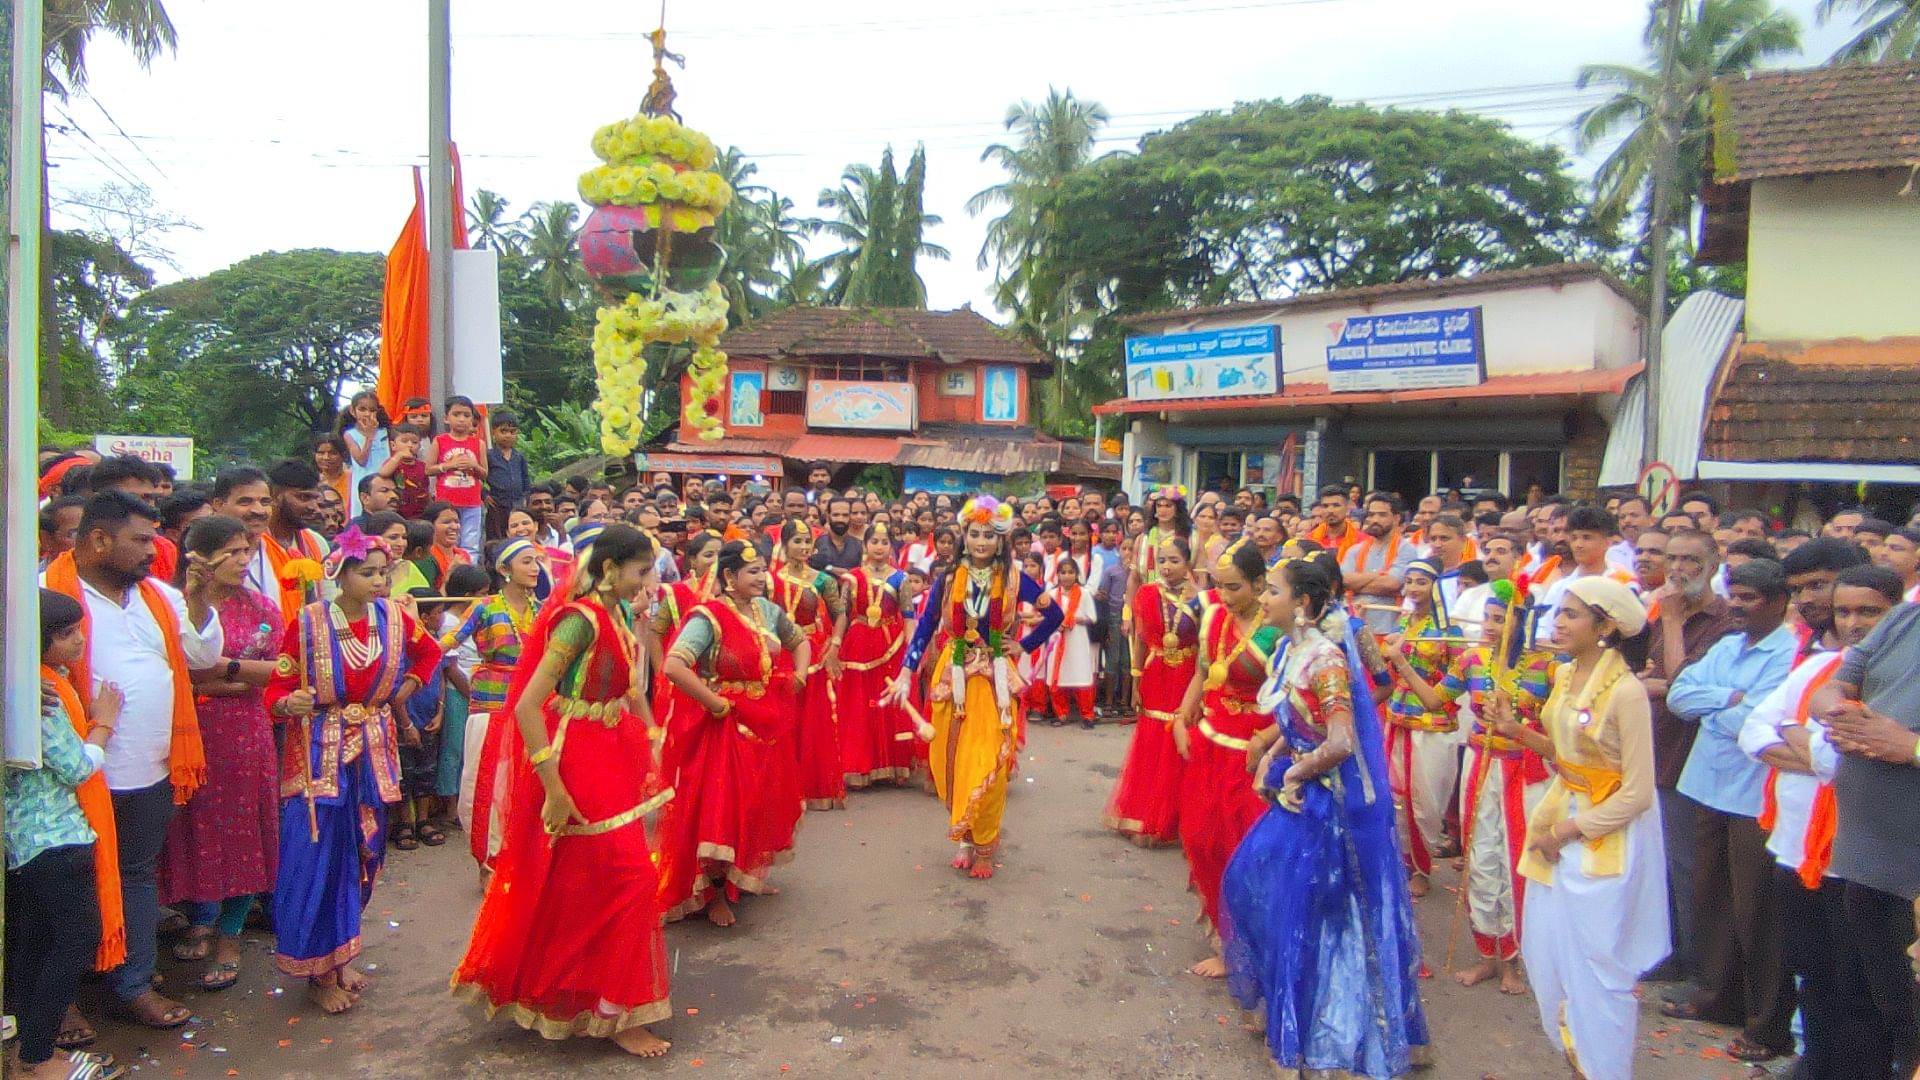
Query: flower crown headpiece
323 525 390 580
1153 484 1188 503
960 495 1015 535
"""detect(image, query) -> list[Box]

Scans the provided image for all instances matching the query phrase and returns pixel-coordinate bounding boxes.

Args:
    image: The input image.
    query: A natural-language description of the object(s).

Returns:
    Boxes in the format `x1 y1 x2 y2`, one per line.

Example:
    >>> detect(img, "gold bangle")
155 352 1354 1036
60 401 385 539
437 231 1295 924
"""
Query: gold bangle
528 744 557 767
1130 668 1144 677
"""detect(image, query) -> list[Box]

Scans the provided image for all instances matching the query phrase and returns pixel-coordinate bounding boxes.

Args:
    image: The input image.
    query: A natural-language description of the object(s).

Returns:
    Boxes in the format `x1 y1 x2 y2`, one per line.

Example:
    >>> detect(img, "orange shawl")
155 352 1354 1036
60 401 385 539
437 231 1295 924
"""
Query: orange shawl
261 528 326 625
1757 655 1842 890
43 553 208 805
40 663 127 970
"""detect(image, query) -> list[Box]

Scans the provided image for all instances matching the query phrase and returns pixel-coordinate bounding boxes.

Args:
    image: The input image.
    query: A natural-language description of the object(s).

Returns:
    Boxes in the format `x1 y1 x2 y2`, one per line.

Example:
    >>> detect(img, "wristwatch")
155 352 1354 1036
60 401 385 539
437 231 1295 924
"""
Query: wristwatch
225 659 242 681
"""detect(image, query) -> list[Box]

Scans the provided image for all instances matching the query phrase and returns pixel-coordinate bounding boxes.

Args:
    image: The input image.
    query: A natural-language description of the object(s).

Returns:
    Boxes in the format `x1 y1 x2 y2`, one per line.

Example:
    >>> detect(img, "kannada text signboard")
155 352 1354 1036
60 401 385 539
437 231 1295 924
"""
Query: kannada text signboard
1124 325 1279 403
1325 306 1485 393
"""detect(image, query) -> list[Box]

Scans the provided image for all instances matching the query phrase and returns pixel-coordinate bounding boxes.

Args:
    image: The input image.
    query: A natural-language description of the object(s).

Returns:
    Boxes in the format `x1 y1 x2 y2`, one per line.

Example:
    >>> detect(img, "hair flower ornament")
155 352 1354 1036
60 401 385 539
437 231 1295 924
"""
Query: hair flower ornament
319 526 389 581
1152 484 1188 502
959 495 1015 535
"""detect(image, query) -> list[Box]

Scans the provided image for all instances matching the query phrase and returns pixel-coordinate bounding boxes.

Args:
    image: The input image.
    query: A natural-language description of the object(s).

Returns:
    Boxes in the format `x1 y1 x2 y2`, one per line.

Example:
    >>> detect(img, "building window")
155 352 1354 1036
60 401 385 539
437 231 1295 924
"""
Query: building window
767 390 805 416
1367 449 1565 506
1437 450 1500 495
815 359 906 382
1506 450 1563 500
1196 451 1243 496
1368 450 1431 505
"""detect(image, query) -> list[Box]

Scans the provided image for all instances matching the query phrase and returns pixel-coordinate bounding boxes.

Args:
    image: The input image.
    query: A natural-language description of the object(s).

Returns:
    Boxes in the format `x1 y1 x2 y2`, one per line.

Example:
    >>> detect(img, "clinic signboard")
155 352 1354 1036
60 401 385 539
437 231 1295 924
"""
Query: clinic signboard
1124 325 1279 403
94 435 194 479
1325 306 1485 392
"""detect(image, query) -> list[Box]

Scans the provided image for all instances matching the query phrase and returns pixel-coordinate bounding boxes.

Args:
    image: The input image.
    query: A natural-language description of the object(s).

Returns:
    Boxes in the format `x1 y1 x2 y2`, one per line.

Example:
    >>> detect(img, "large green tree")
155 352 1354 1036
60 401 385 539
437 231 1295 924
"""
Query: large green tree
1575 0 1801 250
111 249 384 459
814 146 948 308
1818 0 1920 60
1030 97 1613 424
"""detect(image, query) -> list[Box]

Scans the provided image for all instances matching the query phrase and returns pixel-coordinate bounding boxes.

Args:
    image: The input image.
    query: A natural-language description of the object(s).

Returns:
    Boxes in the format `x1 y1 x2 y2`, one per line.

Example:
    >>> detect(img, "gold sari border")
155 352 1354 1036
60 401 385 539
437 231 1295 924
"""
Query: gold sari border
449 982 672 1040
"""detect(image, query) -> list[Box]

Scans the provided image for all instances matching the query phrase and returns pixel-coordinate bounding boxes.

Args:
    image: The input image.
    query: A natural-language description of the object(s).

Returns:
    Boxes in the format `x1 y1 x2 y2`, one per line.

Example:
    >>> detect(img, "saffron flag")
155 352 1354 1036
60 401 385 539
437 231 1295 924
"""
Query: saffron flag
376 167 430 418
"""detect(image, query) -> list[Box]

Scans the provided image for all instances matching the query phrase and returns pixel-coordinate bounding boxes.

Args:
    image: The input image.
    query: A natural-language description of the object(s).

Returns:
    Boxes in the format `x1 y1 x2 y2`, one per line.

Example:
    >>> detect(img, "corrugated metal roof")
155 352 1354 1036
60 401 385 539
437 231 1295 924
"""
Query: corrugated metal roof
895 438 1062 475
1598 291 1745 486
785 434 904 464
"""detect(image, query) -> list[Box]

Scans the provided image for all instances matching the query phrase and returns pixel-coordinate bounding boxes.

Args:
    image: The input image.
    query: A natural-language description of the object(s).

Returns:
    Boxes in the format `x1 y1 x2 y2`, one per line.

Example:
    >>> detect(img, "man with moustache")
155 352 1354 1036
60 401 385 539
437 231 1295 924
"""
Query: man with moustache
1666 559 1799 1062
219 461 326 625
811 495 863 571
1782 538 1871 663
1342 491 1416 635
1634 526 1671 610
1642 528 1740 983
1451 532 1517 638
42 491 224 1031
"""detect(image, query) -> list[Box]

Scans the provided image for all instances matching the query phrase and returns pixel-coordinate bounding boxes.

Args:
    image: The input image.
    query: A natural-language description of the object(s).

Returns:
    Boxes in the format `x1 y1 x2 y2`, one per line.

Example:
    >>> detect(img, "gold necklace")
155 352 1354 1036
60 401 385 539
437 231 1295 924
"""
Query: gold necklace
1205 607 1260 691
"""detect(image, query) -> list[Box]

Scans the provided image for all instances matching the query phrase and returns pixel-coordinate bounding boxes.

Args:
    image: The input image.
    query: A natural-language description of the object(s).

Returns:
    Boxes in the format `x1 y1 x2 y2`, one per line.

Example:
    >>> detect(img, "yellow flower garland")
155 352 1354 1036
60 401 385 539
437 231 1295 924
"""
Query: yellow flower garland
579 109 736 455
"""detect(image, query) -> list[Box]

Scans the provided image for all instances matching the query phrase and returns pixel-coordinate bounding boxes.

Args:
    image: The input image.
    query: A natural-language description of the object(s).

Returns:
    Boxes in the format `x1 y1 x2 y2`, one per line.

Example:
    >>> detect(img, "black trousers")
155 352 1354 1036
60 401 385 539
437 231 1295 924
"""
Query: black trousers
1690 807 1794 1051
4 844 102 1065
1838 879 1920 1079
1097 614 1130 711
1777 868 1880 1078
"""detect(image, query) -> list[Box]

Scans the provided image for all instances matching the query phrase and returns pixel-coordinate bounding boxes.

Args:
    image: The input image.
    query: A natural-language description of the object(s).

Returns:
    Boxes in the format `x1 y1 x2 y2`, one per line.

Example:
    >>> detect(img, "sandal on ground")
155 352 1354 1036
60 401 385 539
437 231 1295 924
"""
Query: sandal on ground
58 1049 125 1080
111 990 191 1030
55 1005 96 1050
417 820 448 846
390 823 419 851
199 960 241 992
169 925 215 963
1725 1036 1789 1063
156 910 191 937
1659 999 1704 1021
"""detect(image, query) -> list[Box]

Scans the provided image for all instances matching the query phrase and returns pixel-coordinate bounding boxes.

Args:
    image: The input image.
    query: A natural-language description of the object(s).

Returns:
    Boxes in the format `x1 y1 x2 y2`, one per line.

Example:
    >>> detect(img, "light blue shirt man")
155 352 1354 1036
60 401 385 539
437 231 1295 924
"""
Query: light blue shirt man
1669 622 1799 817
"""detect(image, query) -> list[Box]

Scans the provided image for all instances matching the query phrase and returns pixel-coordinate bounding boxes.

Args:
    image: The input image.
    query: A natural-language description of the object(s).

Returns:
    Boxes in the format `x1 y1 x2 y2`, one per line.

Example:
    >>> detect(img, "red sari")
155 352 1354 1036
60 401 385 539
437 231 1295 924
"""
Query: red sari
655 597 805 920
835 565 915 788
770 568 844 810
452 598 672 1038
1104 580 1200 845
1179 604 1276 939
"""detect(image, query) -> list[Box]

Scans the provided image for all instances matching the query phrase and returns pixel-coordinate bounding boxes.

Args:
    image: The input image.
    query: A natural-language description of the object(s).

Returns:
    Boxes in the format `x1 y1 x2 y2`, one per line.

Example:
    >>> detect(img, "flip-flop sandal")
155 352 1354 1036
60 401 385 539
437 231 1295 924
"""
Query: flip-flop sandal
1659 1000 1704 1021
418 821 448 846
61 1049 125 1080
199 960 241 992
111 992 192 1030
55 1006 97 1050
170 926 215 963
1725 1037 1788 1062
390 824 420 851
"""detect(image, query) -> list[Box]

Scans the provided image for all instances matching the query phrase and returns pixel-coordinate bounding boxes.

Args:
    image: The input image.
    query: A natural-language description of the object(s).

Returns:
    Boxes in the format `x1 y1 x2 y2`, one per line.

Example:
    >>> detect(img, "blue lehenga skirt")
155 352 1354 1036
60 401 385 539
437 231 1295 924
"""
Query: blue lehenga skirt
272 755 388 978
1221 749 1430 1077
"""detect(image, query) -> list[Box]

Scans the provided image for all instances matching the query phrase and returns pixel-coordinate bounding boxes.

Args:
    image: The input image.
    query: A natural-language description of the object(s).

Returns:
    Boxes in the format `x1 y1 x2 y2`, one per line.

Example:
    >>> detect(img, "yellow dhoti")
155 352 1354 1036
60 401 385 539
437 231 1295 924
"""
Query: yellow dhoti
931 671 1016 848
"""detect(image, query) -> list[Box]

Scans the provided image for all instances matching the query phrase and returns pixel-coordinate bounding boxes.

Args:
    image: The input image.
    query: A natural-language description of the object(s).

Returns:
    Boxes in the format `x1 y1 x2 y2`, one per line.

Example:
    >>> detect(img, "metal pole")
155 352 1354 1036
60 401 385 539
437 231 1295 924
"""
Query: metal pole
6 0 46 770
1642 0 1685 468
427 0 452 410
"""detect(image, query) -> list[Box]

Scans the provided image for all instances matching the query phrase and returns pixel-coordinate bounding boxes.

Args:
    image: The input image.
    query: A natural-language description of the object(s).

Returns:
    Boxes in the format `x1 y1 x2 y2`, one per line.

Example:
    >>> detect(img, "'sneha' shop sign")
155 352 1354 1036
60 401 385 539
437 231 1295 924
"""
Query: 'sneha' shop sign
95 435 194 479
806 380 916 431
1124 325 1278 403
1325 306 1486 392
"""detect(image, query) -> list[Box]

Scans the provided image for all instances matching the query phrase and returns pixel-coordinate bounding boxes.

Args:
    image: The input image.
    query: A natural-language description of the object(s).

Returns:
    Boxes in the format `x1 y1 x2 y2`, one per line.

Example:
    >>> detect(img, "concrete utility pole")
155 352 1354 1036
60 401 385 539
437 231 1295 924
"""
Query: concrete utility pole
6 0 45 771
427 0 452 409
1642 0 1686 469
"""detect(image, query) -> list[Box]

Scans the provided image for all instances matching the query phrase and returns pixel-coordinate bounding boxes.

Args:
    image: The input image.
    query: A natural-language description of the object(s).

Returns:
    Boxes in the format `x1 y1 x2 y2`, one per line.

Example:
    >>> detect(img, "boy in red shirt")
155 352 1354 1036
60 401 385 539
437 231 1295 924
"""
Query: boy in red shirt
427 396 488 559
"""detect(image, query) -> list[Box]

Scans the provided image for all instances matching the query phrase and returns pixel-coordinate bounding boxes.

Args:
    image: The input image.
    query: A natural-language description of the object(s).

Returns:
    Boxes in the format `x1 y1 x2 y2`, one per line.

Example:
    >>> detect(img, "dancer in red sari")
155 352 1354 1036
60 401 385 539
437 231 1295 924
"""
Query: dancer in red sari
657 541 811 926
769 521 847 810
452 525 674 1058
836 524 916 789
1105 536 1201 846
1173 540 1278 977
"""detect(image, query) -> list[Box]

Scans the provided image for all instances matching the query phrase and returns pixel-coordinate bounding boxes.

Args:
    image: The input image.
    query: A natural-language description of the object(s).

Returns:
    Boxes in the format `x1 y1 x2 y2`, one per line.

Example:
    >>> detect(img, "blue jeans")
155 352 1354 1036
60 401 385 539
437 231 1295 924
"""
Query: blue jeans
456 505 484 562
108 780 175 1002
182 895 253 938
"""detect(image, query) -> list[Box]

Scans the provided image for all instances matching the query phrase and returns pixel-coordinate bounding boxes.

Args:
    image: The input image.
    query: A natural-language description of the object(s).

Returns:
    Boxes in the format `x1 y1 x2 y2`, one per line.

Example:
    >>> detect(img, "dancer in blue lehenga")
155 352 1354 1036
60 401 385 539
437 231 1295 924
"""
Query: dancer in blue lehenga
1221 552 1432 1078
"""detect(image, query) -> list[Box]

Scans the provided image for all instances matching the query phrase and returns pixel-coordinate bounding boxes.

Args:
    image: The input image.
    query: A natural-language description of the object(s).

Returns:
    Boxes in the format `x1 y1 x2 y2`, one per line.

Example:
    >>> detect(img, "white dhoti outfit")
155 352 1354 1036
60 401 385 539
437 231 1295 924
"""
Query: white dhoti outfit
1387 722 1459 876
1461 745 1548 959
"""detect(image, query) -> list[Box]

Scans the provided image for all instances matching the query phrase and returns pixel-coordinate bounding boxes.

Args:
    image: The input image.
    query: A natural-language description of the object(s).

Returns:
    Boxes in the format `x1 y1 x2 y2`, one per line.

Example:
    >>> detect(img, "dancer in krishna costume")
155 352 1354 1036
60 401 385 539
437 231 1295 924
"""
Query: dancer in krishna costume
1221 552 1432 1079
451 525 675 1058
890 497 1061 881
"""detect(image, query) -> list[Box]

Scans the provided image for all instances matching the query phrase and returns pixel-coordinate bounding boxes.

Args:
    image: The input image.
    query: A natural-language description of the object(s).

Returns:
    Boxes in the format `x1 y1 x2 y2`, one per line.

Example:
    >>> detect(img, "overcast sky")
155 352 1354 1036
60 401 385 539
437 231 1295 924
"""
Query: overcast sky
48 0 1855 313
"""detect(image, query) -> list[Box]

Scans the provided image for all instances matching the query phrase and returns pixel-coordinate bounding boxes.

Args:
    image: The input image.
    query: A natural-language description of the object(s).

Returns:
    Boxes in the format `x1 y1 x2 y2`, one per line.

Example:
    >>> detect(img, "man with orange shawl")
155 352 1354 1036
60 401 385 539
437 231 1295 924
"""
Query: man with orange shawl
42 491 223 1031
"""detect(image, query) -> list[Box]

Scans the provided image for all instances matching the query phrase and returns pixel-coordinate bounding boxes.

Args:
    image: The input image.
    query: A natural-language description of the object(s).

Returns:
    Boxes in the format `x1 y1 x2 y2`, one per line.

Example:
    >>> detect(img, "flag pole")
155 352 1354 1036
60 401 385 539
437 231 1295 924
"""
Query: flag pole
427 0 453 409
5 0 46 772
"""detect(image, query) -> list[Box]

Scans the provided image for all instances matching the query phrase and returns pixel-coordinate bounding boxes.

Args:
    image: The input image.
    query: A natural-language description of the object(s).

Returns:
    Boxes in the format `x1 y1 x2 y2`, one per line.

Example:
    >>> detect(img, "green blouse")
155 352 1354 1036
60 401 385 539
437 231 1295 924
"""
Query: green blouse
6 686 99 870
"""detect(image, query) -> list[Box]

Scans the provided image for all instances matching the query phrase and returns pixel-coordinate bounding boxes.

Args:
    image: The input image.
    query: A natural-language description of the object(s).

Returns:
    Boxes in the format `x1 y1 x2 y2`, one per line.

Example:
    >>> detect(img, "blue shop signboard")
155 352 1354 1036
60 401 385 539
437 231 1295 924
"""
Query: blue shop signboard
1124 325 1279 403
1325 306 1485 392
903 467 997 496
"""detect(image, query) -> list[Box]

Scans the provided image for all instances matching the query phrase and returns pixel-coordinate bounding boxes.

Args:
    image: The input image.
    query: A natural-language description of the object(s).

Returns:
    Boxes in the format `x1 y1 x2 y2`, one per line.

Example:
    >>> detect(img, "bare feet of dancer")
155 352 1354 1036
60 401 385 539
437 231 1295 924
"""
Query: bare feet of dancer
950 845 974 870
1454 957 1498 988
1191 955 1227 978
968 853 995 879
1408 873 1429 898
613 1026 672 1058
308 975 356 1014
1499 961 1528 996
337 964 370 994
706 897 737 927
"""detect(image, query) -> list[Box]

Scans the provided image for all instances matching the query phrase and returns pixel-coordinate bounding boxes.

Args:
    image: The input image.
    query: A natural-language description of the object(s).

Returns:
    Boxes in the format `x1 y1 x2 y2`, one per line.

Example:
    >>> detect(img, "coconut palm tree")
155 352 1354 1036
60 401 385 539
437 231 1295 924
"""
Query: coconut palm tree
967 88 1109 312
519 201 585 311
1818 0 1920 60
812 148 948 308
467 189 523 255
711 148 809 324
1575 0 1801 252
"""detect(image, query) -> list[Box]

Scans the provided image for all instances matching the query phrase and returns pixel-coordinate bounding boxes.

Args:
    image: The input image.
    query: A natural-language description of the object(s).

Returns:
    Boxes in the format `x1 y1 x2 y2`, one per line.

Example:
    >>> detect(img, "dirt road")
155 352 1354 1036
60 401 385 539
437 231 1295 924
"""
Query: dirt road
89 722 1760 1078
